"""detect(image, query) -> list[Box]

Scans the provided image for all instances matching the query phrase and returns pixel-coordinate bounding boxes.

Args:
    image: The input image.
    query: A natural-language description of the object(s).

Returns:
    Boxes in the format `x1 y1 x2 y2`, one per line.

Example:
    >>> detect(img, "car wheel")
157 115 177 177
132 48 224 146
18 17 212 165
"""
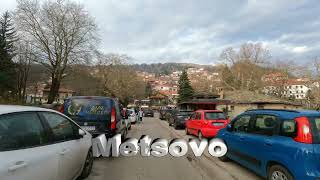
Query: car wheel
268 165 293 180
78 148 94 179
218 153 229 162
198 131 203 140
185 127 190 135
122 129 128 140
173 122 178 129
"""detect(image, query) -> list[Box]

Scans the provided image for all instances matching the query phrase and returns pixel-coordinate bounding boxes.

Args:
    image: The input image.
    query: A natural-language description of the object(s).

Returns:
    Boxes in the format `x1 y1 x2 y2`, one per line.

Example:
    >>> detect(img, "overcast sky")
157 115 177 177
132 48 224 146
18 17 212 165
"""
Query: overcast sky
1 0 320 64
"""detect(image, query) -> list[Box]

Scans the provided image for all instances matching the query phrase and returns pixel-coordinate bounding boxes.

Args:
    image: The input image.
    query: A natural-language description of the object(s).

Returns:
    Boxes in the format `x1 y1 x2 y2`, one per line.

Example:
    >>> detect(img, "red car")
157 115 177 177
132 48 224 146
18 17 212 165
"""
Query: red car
185 110 230 139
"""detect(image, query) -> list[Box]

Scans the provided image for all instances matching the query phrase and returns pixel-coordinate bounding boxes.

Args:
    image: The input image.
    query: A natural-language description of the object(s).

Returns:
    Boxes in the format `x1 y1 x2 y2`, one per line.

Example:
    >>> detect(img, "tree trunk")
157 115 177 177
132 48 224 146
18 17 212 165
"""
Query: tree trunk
47 76 61 104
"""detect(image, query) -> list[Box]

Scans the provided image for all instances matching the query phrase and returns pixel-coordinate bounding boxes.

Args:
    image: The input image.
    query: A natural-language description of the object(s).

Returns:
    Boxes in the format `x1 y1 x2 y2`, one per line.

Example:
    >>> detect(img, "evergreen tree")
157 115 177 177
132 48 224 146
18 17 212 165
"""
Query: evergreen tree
178 70 194 103
0 11 18 97
145 82 153 98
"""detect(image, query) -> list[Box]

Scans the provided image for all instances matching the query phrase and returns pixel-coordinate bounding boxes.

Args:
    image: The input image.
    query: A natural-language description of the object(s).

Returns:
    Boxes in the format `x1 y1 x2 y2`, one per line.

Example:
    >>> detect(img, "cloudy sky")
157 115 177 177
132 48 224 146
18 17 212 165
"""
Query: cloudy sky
1 0 320 64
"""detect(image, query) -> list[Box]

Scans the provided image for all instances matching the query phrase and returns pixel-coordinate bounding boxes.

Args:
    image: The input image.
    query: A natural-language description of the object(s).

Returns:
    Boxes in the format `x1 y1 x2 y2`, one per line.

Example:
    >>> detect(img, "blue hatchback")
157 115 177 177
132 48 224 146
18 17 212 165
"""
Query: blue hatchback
217 109 320 180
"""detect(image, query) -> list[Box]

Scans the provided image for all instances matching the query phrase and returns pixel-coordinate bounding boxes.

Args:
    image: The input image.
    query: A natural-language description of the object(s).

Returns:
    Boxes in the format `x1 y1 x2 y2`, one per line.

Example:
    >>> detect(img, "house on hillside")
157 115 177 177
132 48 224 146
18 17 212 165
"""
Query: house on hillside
216 91 302 118
26 84 75 104
178 91 302 119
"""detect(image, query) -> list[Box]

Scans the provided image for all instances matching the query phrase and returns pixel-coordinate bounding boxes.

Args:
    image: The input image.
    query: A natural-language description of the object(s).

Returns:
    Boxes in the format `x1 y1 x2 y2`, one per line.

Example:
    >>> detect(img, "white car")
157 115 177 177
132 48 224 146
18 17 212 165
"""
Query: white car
0 105 93 180
126 109 137 123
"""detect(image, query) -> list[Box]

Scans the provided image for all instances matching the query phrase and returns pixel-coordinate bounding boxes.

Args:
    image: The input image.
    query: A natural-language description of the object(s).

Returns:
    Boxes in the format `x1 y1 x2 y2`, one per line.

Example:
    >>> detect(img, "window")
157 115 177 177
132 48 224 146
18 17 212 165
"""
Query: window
281 120 296 137
205 112 226 120
233 115 251 133
0 112 48 151
251 115 277 136
190 113 196 120
196 112 202 120
41 112 78 142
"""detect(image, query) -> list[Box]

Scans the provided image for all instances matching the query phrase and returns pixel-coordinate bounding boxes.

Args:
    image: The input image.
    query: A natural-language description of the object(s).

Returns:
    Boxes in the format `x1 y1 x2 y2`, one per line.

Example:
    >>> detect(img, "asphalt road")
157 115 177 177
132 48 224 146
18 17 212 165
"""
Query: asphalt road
86 114 263 180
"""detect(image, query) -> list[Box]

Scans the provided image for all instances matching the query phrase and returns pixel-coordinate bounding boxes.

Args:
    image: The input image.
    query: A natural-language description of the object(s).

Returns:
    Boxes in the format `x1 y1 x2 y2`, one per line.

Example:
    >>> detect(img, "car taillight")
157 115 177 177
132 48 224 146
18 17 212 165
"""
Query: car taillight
59 105 64 113
294 117 313 144
111 107 116 130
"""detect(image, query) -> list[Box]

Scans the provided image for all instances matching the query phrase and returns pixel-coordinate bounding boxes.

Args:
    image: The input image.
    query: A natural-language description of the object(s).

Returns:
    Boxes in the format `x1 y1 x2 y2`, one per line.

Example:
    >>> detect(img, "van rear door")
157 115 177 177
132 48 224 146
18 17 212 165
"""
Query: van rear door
63 97 113 135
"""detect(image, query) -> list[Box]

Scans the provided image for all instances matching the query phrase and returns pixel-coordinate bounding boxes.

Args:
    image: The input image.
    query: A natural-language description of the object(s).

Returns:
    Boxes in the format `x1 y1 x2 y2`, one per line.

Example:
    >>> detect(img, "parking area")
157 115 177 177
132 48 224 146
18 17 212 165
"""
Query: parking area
87 114 262 180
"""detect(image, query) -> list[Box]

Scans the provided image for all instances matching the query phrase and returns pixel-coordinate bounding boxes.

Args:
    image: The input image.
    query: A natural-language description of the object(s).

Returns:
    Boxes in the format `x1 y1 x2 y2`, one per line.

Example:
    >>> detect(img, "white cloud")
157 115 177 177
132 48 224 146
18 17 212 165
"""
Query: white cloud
1 0 320 64
292 46 309 54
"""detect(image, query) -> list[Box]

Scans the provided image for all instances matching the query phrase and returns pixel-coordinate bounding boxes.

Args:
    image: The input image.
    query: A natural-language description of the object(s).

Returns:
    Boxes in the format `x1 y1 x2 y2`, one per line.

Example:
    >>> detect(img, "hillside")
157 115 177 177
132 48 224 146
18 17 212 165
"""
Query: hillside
130 63 217 75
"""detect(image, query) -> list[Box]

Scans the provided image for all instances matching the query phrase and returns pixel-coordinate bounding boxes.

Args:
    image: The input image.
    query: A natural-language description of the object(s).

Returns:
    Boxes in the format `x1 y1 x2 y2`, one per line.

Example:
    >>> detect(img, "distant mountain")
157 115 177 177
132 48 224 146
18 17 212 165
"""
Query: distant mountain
129 63 217 75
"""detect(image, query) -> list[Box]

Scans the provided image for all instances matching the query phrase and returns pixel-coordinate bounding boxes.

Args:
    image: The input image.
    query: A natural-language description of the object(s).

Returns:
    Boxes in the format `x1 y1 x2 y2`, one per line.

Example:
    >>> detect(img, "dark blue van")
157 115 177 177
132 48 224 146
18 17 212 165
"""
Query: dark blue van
60 96 127 138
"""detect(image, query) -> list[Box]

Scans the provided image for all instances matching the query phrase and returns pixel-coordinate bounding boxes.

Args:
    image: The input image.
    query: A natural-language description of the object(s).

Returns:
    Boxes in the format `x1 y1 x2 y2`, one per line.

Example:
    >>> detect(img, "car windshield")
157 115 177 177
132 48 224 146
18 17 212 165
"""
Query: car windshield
205 112 226 120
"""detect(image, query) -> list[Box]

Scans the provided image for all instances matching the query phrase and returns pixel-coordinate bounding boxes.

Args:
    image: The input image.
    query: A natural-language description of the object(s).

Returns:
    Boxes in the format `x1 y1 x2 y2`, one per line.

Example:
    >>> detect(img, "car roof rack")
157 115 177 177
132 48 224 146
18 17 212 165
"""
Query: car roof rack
245 109 300 113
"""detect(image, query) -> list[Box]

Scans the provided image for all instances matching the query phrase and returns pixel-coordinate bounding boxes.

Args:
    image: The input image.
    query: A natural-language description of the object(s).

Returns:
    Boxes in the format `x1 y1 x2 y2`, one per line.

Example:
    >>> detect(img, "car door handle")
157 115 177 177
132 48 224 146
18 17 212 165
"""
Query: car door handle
8 161 28 172
239 137 245 141
60 149 69 155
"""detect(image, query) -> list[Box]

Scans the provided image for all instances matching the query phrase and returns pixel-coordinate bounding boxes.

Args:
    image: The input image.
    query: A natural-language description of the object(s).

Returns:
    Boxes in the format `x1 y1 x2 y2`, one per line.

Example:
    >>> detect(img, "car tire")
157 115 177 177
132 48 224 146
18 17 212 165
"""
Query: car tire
78 148 94 179
268 165 293 180
218 154 229 162
173 122 178 129
185 128 190 135
122 129 128 140
198 131 203 140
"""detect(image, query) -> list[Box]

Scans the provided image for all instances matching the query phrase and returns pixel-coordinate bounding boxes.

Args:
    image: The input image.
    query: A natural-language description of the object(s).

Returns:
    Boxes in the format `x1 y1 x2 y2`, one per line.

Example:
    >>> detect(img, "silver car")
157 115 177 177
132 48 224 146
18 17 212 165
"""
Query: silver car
0 105 93 180
126 109 137 123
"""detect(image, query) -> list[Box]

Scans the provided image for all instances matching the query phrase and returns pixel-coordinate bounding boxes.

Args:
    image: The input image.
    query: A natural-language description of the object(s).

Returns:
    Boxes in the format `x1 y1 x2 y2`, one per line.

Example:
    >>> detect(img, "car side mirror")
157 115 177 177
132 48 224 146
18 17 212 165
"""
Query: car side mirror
226 124 232 132
78 129 86 138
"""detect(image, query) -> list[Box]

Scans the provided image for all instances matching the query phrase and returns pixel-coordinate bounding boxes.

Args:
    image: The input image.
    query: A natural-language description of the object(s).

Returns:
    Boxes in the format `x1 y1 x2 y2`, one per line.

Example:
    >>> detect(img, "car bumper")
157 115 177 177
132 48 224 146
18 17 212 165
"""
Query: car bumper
201 128 220 138
89 129 116 138
130 117 136 123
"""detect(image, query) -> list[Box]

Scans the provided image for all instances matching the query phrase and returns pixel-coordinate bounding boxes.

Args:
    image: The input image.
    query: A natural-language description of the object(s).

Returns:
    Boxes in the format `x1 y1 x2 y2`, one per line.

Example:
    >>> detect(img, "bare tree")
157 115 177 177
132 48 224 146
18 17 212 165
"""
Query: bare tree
15 41 35 101
15 0 98 103
219 43 270 91
97 53 145 105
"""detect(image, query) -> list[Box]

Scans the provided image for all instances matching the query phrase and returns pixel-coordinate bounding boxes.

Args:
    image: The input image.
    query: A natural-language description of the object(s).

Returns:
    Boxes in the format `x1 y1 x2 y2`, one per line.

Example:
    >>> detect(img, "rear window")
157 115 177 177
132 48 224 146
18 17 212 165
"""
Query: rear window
177 111 192 116
205 112 226 120
126 109 135 115
64 98 113 121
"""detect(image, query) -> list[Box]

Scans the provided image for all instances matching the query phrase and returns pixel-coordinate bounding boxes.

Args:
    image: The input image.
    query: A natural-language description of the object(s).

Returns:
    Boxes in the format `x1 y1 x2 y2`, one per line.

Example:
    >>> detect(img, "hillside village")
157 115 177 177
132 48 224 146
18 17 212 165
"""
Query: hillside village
134 65 320 111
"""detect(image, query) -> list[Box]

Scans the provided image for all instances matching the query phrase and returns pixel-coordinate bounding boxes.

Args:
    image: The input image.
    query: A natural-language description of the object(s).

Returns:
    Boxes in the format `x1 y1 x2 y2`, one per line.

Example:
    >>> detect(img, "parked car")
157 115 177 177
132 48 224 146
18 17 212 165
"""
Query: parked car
60 96 127 139
168 109 193 129
185 110 229 139
217 109 320 180
164 109 174 121
143 108 154 117
0 105 93 180
159 108 168 120
126 108 137 123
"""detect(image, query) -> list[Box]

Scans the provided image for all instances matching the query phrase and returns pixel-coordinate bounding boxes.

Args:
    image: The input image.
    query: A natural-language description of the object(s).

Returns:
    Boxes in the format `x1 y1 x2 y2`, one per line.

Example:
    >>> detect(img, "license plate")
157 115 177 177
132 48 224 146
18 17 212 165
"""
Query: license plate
81 126 95 131
213 123 224 126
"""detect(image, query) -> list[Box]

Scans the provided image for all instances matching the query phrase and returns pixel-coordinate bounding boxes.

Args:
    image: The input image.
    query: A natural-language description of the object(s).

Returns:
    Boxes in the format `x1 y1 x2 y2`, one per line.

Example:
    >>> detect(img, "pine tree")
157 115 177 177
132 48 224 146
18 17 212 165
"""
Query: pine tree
178 70 194 103
145 82 153 98
0 11 18 96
